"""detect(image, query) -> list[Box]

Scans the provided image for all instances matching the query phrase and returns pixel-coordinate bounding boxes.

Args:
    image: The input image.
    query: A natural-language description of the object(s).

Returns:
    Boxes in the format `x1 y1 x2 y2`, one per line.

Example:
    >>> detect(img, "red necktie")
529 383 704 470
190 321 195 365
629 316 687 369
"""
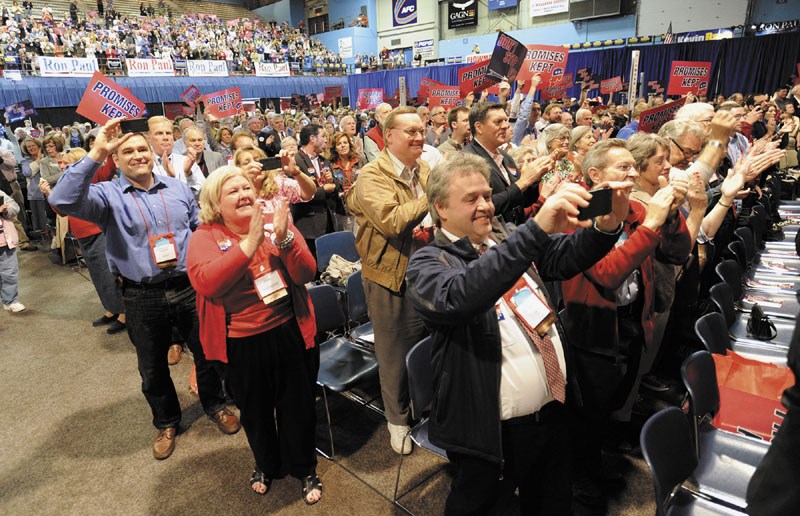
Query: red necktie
519 324 566 404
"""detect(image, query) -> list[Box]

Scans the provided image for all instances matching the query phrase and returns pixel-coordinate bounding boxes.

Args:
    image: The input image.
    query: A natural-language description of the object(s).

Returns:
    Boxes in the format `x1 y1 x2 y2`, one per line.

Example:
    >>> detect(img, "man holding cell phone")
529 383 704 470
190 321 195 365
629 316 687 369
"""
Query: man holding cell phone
49 118 239 461
405 153 627 516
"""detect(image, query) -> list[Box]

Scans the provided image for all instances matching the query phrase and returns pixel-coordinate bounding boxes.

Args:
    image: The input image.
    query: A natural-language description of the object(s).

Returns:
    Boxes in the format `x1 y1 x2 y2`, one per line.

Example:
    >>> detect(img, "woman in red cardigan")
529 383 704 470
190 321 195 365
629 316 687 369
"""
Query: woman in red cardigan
560 139 692 507
187 166 321 505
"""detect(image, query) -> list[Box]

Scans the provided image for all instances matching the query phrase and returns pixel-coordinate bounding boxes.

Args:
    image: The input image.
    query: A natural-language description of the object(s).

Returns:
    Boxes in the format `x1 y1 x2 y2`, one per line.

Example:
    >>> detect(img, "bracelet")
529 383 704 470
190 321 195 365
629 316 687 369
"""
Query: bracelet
717 199 732 208
275 230 295 250
708 140 726 150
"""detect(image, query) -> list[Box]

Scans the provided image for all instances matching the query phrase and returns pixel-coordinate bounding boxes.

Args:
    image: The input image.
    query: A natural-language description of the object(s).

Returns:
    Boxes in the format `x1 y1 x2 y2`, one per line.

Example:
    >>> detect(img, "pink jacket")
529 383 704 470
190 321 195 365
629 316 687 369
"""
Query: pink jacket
1 190 19 249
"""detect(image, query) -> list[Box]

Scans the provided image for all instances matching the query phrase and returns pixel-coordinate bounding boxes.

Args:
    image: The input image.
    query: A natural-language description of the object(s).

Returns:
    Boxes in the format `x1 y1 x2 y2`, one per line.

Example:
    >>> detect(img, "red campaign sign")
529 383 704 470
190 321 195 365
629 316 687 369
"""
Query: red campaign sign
180 85 201 105
458 60 494 97
53 27 65 35
76 72 145 125
164 103 185 120
428 96 461 109
142 22 153 31
418 78 449 99
182 106 195 116
324 95 336 104
88 9 97 17
280 97 291 110
357 88 383 109
516 44 569 88
540 83 568 101
243 103 256 112
244 21 253 29
324 86 342 98
227 18 239 27
600 76 623 94
638 97 687 134
426 86 461 99
551 73 573 88
202 87 243 119
667 60 712 95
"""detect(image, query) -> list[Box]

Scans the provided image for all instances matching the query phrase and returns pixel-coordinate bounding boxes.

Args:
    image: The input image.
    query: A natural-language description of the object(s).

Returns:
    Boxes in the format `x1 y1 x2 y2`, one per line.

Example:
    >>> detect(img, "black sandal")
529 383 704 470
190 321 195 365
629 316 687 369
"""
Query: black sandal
250 468 271 496
301 474 323 505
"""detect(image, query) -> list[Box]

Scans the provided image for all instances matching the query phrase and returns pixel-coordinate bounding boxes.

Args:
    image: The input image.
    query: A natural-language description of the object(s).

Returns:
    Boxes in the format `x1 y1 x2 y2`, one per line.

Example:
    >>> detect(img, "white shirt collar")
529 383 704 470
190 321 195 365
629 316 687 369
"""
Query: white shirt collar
440 227 490 252
386 149 418 178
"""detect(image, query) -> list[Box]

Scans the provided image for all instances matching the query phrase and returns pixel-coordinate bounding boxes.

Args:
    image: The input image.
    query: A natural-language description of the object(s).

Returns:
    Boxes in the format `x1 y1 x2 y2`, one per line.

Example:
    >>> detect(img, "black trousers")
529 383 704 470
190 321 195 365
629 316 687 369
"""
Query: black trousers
445 402 572 516
120 276 225 429
225 320 319 479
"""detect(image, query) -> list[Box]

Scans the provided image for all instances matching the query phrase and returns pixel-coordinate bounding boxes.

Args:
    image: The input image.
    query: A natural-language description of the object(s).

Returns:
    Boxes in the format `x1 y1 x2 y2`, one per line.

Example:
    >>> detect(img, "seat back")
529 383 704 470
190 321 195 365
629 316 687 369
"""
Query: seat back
406 336 434 421
346 270 368 322
715 259 743 300
750 205 768 248
694 312 732 355
681 351 721 459
734 227 756 265
709 282 737 328
315 231 359 272
308 284 347 334
726 240 747 273
640 407 698 516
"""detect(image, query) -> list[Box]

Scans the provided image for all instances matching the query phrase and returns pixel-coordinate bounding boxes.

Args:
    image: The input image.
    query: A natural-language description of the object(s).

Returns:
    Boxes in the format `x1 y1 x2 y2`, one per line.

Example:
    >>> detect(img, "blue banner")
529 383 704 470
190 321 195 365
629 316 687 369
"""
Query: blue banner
393 0 417 27
488 0 518 9
4 100 37 123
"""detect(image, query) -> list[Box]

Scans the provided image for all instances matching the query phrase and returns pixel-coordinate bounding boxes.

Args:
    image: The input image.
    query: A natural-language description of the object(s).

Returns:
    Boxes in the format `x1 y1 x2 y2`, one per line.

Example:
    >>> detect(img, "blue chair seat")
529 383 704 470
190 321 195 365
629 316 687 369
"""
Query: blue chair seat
317 336 379 393
350 322 374 345
408 420 447 459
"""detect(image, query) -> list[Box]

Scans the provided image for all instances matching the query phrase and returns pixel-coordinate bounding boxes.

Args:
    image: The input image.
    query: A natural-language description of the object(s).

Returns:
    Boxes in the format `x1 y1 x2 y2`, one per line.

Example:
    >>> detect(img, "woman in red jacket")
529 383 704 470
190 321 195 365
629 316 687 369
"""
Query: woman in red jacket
187 166 321 505
560 139 692 507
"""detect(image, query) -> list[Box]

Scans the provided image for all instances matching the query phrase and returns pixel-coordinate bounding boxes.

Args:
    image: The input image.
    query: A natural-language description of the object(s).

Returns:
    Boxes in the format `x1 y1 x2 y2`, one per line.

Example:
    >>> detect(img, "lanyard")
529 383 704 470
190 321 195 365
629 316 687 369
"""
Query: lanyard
131 189 172 239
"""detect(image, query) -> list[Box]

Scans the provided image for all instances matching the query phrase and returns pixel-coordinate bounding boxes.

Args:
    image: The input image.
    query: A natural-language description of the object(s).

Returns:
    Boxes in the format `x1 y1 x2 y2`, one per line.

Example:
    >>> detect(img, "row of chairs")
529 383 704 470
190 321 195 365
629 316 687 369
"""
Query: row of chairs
642 199 800 514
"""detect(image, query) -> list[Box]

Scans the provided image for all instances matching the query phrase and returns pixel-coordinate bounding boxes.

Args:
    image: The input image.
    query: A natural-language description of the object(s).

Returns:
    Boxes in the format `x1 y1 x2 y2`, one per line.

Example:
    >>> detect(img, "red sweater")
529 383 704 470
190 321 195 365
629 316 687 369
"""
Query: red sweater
187 221 317 363
561 200 692 352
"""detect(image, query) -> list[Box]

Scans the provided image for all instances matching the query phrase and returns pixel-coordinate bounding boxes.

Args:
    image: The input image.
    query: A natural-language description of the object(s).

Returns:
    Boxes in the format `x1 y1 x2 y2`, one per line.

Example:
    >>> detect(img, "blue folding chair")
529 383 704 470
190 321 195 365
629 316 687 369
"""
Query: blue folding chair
680 351 770 510
346 270 374 347
308 284 381 459
393 336 448 512
641 407 746 516
315 231 359 273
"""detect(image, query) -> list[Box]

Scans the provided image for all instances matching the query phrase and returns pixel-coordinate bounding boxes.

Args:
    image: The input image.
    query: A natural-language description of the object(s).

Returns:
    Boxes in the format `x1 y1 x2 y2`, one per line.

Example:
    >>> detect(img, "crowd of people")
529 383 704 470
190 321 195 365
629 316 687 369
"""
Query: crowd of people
2 70 799 514
0 3 355 76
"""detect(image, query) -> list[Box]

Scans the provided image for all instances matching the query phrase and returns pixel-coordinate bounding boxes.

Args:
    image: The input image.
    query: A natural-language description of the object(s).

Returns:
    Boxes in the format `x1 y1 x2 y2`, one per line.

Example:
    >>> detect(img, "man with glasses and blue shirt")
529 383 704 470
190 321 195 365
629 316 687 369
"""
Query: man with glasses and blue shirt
346 106 430 456
49 118 239 461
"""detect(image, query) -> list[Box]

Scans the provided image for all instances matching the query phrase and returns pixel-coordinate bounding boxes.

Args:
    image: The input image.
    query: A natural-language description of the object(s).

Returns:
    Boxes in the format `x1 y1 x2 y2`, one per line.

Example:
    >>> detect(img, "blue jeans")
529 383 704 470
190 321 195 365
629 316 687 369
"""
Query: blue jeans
77 233 124 315
119 275 225 429
0 246 19 305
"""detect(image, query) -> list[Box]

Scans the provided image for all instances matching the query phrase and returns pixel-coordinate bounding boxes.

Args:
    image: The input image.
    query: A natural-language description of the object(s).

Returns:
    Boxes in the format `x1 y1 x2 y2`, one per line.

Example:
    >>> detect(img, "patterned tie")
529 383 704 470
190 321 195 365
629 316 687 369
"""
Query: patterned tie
519 324 566 404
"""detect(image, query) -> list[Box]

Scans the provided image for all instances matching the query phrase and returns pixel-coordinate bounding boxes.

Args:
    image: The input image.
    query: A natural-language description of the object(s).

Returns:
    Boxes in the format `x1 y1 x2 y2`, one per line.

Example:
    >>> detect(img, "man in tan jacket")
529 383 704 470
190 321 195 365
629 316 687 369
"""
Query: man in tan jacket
346 106 429 455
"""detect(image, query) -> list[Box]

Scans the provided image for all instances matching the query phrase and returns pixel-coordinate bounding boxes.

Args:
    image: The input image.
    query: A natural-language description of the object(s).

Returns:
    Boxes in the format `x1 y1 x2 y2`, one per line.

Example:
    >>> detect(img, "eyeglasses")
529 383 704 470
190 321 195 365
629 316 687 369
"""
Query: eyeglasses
670 137 698 158
697 118 713 125
554 135 570 142
397 128 426 138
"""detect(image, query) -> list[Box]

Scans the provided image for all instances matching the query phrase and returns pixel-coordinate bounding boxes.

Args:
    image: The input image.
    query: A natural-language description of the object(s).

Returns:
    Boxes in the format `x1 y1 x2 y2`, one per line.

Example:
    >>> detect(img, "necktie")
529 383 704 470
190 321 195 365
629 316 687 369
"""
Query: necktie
476 243 488 255
492 153 509 185
519 323 566 404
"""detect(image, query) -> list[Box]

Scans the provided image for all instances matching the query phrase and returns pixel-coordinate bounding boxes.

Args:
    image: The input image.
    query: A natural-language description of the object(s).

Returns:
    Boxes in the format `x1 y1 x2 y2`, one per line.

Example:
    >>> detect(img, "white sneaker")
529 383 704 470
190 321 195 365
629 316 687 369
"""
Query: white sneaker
3 302 26 313
388 422 413 455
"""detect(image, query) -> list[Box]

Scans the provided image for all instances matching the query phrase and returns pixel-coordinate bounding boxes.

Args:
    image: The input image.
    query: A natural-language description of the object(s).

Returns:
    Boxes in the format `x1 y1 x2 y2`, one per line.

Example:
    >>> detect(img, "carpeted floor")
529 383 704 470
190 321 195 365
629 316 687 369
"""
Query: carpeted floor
0 248 656 515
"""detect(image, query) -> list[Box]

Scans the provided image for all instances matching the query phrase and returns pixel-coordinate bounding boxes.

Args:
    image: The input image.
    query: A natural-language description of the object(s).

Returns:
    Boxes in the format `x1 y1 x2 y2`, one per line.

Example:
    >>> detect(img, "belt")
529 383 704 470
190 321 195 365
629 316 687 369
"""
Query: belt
119 273 191 291
504 401 562 426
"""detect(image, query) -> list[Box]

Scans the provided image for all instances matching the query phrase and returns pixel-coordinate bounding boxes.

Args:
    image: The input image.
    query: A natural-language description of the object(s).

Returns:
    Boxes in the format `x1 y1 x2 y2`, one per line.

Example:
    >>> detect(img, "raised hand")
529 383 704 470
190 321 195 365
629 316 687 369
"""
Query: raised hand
687 174 708 213
240 201 265 258
642 178 675 232
88 117 133 163
519 155 554 190
709 110 736 142
593 180 633 231
533 182 592 234
280 149 298 176
273 198 289 243
668 175 689 211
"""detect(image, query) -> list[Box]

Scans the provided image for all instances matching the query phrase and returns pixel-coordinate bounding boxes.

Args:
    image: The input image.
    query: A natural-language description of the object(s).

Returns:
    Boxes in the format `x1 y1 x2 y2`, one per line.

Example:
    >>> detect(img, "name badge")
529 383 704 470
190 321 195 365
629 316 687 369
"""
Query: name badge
149 233 178 269
502 275 556 336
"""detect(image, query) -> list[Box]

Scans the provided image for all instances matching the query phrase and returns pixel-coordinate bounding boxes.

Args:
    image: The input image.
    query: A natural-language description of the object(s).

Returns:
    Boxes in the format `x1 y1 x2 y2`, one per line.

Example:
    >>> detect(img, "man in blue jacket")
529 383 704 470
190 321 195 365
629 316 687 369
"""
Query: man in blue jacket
406 153 630 515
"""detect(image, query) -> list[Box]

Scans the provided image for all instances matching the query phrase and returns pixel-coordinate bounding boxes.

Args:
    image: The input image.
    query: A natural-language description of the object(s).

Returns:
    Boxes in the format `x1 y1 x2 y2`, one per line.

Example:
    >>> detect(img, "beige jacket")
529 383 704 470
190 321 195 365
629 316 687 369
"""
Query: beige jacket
346 148 429 292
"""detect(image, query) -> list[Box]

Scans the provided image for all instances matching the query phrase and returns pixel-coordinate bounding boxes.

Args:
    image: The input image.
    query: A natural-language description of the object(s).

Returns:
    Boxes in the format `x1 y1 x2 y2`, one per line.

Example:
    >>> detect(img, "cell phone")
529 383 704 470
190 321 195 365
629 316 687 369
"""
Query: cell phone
577 187 613 221
119 118 149 133
259 157 282 170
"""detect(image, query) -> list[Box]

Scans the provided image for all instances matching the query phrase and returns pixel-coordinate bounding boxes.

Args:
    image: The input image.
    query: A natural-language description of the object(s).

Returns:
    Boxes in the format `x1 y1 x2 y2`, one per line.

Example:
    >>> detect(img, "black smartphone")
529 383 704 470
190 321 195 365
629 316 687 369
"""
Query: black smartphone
577 187 613 220
119 118 149 133
259 157 283 170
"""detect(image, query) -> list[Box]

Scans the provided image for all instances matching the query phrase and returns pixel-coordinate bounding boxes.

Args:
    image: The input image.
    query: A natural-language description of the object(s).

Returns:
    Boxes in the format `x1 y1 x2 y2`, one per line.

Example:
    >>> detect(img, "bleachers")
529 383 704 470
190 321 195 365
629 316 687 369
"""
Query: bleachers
21 0 258 23
169 0 258 22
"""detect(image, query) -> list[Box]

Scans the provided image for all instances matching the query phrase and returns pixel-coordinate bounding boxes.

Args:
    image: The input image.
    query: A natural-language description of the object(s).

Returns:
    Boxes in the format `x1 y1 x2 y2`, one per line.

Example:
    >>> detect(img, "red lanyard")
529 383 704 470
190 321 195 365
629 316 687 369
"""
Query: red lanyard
131 189 172 239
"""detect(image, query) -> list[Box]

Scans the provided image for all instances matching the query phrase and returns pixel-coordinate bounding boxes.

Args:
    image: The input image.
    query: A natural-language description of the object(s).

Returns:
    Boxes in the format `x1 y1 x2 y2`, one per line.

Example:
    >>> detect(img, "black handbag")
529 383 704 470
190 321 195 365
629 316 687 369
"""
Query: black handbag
747 303 778 340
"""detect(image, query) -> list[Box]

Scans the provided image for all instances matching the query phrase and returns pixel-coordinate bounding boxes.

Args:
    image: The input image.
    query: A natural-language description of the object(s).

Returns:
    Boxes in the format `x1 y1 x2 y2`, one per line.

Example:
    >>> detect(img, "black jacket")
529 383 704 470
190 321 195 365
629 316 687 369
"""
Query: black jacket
461 140 538 226
293 149 336 239
406 218 620 464
258 127 288 157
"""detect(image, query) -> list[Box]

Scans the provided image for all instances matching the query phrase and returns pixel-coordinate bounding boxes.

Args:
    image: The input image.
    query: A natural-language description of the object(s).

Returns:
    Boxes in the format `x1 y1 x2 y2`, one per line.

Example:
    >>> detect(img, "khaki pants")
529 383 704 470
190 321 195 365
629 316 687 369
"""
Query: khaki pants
362 277 427 426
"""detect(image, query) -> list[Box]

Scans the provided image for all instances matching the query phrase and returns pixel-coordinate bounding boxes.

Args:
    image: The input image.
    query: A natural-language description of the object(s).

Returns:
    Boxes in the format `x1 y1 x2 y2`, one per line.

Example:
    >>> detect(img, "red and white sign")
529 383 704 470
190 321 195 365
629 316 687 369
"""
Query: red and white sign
202 87 243 119
465 53 491 64
226 18 239 27
76 72 146 125
142 22 153 31
357 88 383 109
180 85 201 105
516 44 569 88
540 83 568 101
164 103 184 120
126 58 174 77
667 60 712 95
428 96 461 109
600 76 624 94
418 78 449 99
458 59 493 97
324 86 343 98
638 97 687 133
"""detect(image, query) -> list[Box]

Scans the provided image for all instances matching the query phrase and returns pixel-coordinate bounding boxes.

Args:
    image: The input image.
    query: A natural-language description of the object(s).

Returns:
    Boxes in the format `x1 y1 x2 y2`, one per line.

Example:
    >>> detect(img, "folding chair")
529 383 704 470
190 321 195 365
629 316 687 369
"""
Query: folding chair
308 284 381 459
346 270 374 347
709 283 793 349
315 231 359 273
694 312 787 365
680 351 771 510
733 227 757 267
714 260 798 320
640 407 745 516
726 241 747 273
393 336 448 513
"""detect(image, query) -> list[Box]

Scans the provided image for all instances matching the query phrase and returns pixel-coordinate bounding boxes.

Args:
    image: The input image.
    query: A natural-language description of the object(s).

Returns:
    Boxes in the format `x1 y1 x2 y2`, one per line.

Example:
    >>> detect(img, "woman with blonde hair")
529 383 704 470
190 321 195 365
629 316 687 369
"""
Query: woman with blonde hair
187 166 321 504
232 146 316 205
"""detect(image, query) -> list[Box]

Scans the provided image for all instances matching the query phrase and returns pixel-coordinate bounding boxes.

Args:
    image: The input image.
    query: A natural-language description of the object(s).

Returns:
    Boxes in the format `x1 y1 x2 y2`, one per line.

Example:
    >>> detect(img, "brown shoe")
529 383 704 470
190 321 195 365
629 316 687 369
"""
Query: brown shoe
211 407 240 435
167 344 182 365
153 427 177 460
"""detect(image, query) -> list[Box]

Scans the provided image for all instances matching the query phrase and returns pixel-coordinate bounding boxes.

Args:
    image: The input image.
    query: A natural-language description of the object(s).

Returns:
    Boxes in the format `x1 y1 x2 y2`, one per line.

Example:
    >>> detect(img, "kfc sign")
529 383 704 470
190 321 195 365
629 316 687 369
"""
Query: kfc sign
448 0 478 29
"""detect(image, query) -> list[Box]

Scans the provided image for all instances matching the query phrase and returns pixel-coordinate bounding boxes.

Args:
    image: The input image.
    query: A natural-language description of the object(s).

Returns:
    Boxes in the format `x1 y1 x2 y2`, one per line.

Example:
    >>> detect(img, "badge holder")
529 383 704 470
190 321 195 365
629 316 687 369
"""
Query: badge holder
502 276 557 336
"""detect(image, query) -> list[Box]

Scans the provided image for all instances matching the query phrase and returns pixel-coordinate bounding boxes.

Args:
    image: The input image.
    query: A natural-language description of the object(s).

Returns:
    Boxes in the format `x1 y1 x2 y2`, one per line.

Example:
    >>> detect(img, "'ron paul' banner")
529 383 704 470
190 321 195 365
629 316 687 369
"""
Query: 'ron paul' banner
667 60 711 95
76 72 145 124
638 97 686 134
